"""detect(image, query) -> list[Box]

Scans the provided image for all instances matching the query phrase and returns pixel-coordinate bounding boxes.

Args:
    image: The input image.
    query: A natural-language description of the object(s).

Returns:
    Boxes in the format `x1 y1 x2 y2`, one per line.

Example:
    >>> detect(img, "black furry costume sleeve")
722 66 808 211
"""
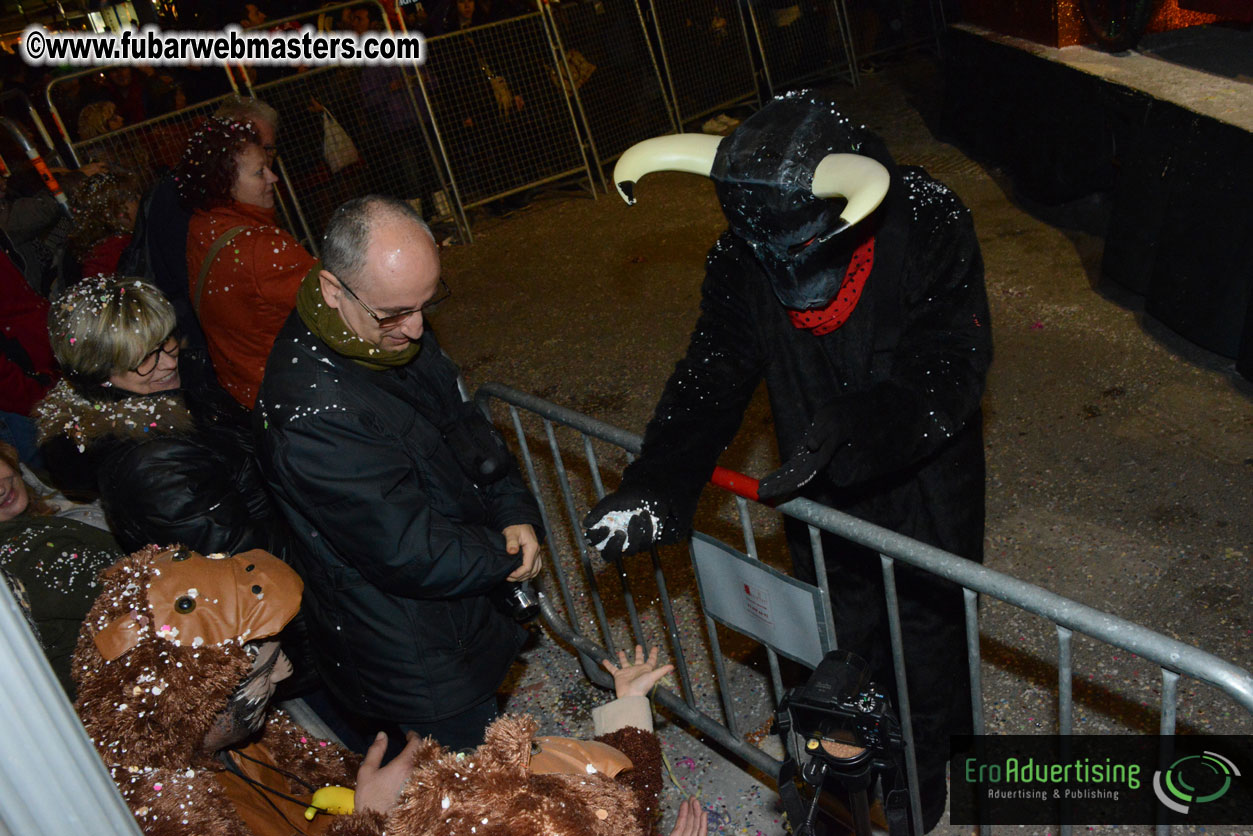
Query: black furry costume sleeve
614 237 767 540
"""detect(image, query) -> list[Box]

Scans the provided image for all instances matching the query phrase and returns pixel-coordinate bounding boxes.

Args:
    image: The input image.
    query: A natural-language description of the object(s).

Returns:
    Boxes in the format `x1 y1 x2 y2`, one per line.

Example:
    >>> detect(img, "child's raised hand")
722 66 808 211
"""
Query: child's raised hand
602 645 674 699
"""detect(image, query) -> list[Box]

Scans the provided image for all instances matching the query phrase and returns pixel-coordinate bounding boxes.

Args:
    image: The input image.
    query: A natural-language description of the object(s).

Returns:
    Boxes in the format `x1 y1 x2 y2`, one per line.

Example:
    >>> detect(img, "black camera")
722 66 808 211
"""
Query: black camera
490 580 539 622
780 649 901 762
774 650 910 836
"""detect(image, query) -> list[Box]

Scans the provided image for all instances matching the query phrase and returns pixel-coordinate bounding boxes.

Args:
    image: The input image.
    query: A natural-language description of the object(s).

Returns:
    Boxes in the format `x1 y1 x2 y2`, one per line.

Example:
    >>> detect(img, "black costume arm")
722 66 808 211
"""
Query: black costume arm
267 408 521 599
615 242 765 539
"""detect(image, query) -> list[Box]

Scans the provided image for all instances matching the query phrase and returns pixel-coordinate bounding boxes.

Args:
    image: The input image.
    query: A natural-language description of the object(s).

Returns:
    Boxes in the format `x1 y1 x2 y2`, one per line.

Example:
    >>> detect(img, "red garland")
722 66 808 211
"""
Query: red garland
786 234 875 336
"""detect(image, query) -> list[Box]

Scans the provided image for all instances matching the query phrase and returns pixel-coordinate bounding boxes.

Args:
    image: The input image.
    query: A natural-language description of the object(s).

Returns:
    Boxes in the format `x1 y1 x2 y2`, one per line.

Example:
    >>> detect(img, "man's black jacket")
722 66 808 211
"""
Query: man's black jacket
254 314 542 723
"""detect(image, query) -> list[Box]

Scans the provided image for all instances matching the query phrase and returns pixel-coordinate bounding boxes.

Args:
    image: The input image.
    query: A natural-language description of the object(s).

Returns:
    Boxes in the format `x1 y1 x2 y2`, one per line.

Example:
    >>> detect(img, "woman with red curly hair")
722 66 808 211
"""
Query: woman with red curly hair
177 117 316 409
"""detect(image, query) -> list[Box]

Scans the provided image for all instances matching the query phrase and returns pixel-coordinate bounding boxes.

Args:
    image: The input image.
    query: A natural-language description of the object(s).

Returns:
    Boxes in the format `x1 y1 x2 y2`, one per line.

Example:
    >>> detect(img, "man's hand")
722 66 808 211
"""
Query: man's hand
354 731 422 816
670 797 708 836
601 644 674 699
503 523 541 582
582 488 669 562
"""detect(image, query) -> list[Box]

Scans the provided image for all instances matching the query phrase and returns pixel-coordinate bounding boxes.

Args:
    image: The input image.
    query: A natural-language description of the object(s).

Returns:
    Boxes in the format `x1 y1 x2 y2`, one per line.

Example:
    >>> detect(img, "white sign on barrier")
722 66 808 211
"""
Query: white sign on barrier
690 532 832 668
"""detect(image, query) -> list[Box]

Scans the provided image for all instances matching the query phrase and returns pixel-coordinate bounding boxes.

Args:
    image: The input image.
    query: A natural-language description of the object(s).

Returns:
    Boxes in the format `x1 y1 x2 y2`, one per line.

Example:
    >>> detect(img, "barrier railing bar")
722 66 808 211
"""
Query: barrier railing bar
1160 668 1180 737
928 0 947 58
833 0 861 87
744 2 776 99
273 155 319 256
542 1 609 194
504 404 582 629
700 592 739 730
807 524 840 650
543 417 618 653
732 0 765 113
536 7 601 200
881 554 923 835
387 22 477 242
1058 625 1074 736
732 493 786 705
733 495 758 560
964 588 985 735
1 90 65 169
583 433 608 499
648 542 699 710
645 0 684 127
410 71 474 243
632 0 681 133
1157 668 1180 836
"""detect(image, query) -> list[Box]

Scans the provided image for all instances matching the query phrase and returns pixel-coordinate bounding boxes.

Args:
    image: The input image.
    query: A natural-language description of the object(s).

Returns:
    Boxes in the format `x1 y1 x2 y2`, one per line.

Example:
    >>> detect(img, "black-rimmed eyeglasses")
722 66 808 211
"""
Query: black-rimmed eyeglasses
337 277 451 331
131 334 180 376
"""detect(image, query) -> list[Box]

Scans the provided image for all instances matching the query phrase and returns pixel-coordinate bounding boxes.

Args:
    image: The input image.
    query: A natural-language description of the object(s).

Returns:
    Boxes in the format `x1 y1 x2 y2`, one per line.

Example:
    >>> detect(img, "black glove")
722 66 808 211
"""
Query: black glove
582 488 671 562
756 417 844 502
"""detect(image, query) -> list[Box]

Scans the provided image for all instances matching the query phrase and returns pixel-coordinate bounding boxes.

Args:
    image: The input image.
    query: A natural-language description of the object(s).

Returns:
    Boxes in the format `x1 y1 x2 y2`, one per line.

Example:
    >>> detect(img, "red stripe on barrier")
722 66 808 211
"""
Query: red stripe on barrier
710 466 759 501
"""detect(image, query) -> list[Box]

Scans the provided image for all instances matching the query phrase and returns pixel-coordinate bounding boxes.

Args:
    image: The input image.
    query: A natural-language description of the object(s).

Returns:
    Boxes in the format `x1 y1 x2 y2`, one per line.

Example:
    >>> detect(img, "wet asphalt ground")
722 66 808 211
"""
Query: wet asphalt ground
425 50 1253 835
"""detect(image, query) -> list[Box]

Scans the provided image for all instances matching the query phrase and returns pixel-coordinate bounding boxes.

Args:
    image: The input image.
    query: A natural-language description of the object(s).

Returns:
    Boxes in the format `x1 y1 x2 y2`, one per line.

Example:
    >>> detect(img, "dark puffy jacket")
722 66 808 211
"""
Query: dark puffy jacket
253 313 542 724
34 368 283 557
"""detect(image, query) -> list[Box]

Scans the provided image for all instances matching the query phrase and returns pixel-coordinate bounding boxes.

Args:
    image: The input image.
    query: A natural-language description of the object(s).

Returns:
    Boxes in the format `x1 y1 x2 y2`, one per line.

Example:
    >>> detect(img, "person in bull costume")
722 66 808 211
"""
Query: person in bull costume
582 90 992 833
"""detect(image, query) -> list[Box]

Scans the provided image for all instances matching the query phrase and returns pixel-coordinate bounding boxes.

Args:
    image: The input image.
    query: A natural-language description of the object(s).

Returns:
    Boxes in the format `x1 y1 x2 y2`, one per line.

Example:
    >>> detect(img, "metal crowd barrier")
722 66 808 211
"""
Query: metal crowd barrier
34 0 946 244
647 0 761 127
44 69 235 187
420 11 596 211
475 381 1253 836
0 89 68 172
845 0 947 63
542 0 677 187
744 0 859 94
239 0 470 246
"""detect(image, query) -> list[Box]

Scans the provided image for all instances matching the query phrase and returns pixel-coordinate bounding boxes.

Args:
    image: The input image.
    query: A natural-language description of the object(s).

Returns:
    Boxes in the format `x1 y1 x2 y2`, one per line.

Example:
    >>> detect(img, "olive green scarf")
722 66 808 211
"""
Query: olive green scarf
295 264 421 371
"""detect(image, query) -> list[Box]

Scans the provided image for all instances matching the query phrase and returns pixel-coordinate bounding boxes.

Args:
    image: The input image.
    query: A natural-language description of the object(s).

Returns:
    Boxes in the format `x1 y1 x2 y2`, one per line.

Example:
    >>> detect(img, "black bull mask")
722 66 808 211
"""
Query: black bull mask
613 92 892 310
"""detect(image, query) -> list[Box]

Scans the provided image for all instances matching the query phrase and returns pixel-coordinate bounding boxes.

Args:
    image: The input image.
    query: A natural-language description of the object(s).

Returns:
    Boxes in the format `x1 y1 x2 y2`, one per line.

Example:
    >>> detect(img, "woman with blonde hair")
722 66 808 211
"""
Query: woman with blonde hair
33 274 289 560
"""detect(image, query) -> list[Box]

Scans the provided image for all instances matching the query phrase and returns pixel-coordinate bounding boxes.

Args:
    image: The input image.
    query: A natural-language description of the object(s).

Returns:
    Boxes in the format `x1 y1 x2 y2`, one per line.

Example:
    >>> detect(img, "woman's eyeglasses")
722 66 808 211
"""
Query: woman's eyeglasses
131 335 180 376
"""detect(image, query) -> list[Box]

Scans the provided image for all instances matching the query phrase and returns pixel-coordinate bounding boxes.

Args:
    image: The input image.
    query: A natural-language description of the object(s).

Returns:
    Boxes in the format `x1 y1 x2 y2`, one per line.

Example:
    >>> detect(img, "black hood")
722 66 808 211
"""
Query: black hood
711 90 895 309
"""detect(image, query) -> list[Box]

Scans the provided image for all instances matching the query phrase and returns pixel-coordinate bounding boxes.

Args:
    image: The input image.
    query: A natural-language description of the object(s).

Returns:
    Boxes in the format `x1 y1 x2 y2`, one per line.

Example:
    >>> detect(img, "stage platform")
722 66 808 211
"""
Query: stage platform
941 22 1253 380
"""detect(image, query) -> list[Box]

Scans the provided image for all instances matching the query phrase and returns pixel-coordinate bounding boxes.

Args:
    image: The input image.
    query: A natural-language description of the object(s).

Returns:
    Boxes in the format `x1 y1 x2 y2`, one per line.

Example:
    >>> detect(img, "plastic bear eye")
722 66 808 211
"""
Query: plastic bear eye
174 596 196 614
171 548 191 562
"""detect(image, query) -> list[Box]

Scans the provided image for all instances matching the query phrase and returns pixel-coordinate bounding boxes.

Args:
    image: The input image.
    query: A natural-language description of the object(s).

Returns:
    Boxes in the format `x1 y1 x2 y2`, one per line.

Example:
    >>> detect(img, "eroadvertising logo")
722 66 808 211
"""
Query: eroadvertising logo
949 735 1252 826
1152 751 1241 814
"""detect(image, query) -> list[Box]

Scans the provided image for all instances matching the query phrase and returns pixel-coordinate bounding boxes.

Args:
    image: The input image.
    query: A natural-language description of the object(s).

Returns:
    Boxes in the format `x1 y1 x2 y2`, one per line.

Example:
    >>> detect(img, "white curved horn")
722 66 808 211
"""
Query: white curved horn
612 134 722 205
812 153 890 228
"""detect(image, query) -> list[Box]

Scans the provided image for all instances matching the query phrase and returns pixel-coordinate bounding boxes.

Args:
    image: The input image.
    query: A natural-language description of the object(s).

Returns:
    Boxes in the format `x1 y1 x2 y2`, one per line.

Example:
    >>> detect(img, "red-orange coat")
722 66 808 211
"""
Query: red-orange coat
187 201 316 409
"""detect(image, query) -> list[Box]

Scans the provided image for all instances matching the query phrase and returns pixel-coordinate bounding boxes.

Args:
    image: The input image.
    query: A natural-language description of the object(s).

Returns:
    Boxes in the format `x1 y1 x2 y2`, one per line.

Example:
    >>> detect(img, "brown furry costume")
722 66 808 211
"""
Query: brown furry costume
74 546 669 836
73 546 380 836
385 712 664 836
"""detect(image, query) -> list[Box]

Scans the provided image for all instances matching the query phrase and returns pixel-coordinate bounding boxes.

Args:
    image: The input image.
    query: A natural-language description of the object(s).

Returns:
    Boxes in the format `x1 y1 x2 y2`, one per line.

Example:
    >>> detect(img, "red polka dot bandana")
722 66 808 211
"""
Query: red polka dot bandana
786 235 875 336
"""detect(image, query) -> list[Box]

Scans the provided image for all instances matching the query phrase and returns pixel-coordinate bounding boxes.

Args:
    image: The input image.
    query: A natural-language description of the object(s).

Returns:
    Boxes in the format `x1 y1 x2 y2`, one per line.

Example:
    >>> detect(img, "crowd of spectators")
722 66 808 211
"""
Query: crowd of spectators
0 6 717 834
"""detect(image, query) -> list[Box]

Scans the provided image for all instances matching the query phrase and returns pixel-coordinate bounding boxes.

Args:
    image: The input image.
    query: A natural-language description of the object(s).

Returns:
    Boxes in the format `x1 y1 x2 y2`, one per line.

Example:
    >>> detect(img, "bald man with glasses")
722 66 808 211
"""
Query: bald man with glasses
254 195 543 752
